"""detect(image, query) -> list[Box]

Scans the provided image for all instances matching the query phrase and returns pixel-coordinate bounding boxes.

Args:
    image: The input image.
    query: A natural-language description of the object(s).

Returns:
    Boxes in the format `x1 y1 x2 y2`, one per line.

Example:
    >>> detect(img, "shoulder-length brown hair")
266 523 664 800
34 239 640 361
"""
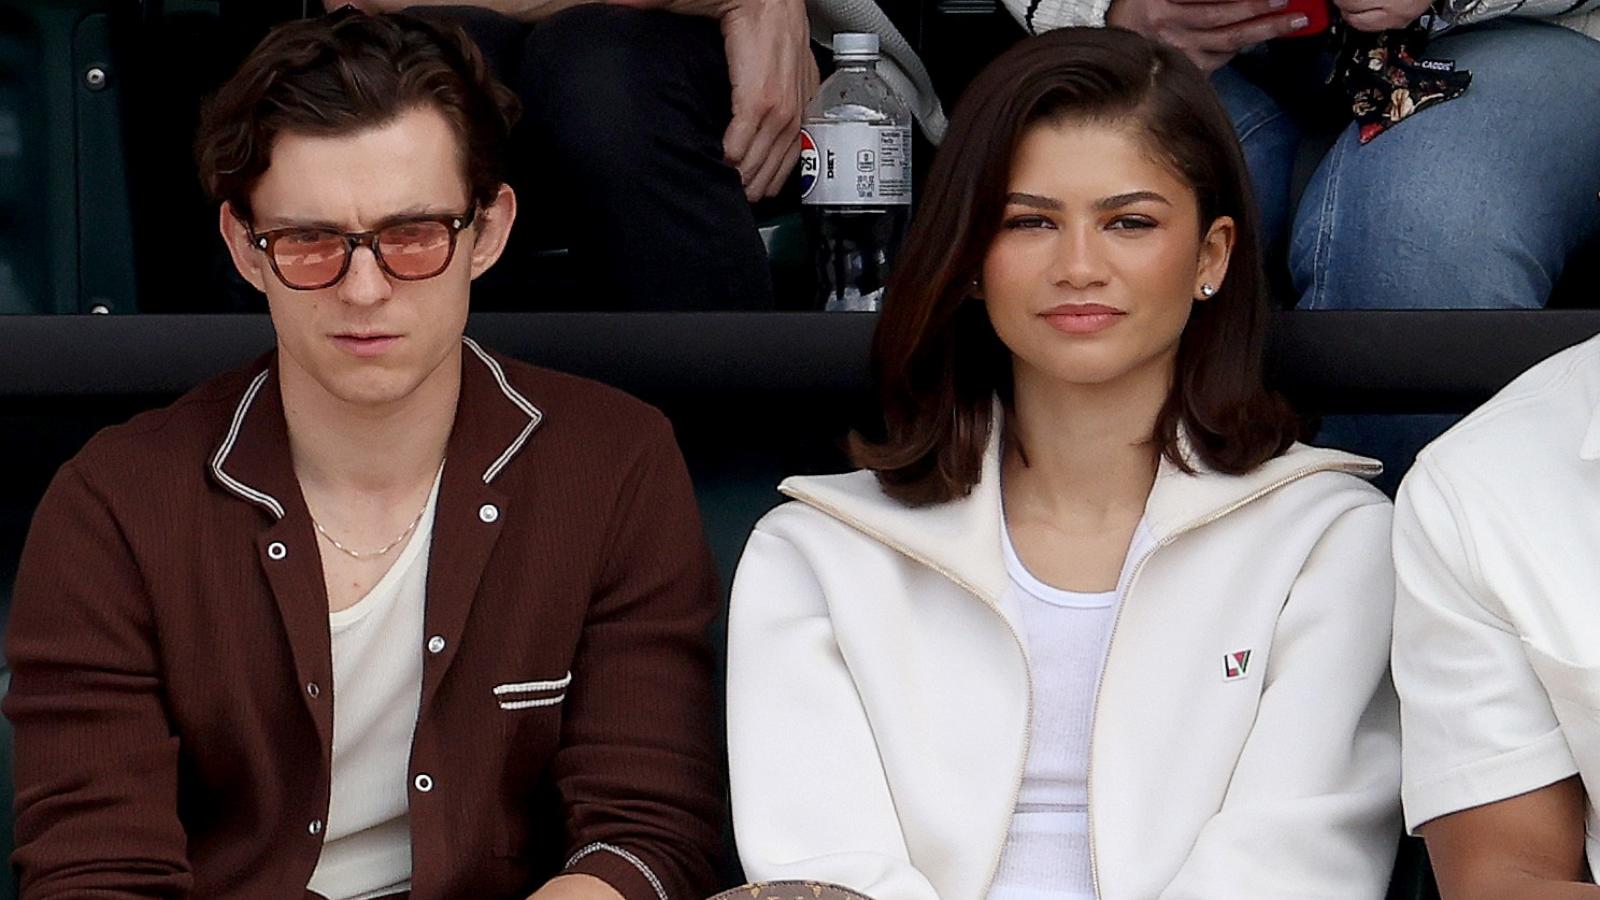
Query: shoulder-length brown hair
851 26 1298 507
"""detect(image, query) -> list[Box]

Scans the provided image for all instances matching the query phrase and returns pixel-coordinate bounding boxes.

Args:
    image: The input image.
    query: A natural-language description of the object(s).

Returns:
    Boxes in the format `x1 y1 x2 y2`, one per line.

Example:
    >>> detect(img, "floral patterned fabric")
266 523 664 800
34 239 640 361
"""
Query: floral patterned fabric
1339 23 1474 143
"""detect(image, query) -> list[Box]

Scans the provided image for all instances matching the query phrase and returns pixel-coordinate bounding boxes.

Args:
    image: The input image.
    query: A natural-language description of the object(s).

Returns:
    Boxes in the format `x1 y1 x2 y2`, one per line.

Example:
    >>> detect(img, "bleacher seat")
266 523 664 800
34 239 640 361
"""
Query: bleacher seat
0 0 137 315
11 309 1600 895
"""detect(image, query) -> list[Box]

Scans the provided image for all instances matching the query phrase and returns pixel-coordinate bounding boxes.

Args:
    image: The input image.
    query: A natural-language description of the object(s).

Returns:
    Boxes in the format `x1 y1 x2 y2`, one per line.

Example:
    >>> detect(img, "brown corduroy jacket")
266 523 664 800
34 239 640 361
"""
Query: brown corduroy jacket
3 338 726 900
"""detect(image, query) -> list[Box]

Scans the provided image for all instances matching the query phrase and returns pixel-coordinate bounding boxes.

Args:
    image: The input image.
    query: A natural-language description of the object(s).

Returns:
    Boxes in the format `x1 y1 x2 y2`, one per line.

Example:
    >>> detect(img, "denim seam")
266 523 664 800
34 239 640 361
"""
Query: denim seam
1235 108 1291 146
1307 135 1349 310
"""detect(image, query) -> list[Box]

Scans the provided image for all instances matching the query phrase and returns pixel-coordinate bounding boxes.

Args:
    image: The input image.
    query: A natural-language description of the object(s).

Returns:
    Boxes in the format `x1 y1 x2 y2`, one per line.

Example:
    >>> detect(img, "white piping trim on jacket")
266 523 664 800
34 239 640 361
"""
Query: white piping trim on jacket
498 695 566 710
210 370 287 520
565 842 669 900
462 336 544 484
493 672 573 695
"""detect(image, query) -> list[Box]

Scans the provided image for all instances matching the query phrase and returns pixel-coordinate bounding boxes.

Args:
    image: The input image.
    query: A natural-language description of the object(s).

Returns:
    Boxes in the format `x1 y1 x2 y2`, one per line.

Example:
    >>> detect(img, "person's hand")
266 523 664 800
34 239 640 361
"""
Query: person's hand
719 0 820 200
1334 0 1429 31
1105 0 1311 72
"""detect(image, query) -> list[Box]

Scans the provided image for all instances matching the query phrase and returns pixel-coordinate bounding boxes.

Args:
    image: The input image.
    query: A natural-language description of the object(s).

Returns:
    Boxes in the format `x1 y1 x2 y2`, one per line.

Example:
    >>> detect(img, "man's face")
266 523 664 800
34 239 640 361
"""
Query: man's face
220 104 515 409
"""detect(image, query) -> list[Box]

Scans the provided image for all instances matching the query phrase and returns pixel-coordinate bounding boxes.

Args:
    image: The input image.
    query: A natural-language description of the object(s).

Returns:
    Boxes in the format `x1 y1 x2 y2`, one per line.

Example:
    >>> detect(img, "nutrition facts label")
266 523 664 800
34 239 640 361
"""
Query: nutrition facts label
800 123 912 206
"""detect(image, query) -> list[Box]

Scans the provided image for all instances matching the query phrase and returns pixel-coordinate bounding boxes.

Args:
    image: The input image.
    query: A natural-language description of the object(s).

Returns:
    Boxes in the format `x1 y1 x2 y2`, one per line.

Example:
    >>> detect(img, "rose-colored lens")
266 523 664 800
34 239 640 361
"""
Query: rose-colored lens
377 220 453 279
272 230 348 288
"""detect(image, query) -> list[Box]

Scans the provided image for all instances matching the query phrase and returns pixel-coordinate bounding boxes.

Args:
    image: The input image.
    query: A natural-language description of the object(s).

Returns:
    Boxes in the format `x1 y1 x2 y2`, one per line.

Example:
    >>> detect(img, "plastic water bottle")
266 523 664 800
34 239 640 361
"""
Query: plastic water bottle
800 33 912 312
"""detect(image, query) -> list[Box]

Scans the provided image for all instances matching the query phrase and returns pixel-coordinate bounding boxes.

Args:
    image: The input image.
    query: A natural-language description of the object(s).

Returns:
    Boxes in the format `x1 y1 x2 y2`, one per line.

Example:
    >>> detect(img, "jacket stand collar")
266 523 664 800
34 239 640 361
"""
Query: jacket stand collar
779 410 1381 610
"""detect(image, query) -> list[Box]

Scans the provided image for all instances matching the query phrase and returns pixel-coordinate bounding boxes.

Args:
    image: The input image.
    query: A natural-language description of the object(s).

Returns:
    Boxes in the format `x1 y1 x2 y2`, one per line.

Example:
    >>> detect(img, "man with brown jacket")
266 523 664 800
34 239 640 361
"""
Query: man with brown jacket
2 10 724 899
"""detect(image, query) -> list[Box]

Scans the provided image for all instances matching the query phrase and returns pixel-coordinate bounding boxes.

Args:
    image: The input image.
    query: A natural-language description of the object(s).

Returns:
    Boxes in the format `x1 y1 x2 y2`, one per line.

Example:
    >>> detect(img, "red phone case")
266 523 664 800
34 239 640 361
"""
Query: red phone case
1279 0 1332 36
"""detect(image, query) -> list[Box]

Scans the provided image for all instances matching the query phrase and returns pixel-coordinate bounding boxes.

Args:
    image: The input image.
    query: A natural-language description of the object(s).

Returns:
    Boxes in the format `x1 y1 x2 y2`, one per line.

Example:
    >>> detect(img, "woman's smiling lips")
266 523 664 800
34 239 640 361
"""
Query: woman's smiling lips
330 333 402 358
1039 302 1126 335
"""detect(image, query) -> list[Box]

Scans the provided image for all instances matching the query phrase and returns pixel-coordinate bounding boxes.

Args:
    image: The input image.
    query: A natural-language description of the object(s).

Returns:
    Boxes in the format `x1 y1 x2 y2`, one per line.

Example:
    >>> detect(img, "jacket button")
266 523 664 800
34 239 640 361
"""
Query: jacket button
306 682 320 699
413 773 434 793
478 503 499 524
308 819 323 836
266 541 287 561
426 635 445 654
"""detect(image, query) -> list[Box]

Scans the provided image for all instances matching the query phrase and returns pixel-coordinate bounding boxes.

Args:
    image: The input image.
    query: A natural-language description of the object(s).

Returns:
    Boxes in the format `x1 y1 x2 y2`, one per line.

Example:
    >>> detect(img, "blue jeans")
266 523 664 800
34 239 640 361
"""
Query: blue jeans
1212 20 1600 309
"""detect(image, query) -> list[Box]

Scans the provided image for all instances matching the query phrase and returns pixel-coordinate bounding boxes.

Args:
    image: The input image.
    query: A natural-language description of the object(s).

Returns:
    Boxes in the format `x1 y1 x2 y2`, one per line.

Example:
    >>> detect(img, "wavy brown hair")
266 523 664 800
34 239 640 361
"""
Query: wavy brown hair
851 27 1298 507
195 7 520 223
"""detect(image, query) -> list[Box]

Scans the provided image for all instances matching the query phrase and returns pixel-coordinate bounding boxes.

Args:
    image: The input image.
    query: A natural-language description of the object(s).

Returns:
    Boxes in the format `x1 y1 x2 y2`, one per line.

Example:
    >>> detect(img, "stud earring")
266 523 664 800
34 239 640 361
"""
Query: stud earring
1199 283 1217 298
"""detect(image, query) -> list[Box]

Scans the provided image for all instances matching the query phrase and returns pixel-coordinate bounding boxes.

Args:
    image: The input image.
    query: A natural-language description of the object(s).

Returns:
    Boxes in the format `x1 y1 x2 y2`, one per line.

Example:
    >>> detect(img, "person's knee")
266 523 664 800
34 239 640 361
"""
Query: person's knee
1433 18 1600 101
1292 35 1600 310
1292 159 1554 310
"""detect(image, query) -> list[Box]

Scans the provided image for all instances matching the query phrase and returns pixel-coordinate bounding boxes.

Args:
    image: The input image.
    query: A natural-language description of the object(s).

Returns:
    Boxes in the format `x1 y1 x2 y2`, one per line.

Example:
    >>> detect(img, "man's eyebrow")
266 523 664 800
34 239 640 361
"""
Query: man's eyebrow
1004 192 1061 210
1096 190 1171 210
254 205 463 231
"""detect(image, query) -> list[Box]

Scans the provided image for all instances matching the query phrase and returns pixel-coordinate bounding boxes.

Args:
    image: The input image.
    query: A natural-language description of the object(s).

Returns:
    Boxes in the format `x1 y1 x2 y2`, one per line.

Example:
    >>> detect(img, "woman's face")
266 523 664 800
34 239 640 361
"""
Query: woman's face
980 118 1234 393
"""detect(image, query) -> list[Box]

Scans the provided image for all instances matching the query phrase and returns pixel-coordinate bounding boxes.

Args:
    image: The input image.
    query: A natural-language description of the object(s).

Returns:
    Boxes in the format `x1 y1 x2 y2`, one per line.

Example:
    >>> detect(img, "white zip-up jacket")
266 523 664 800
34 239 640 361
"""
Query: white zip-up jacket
727 434 1402 900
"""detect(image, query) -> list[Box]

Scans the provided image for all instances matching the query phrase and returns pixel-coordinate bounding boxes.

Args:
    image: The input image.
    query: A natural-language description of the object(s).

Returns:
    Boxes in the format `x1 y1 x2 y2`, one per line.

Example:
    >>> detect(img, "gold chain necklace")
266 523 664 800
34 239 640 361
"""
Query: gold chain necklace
310 461 443 561
312 501 430 560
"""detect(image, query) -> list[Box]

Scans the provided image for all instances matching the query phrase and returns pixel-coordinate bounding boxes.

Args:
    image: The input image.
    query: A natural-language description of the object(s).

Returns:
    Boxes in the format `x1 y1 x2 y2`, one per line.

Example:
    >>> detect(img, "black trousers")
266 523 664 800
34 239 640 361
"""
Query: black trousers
424 5 774 311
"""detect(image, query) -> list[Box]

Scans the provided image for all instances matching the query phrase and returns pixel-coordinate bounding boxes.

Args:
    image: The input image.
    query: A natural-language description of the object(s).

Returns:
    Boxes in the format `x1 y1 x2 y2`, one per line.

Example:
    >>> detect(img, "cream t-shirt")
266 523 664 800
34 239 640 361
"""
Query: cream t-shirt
306 472 442 900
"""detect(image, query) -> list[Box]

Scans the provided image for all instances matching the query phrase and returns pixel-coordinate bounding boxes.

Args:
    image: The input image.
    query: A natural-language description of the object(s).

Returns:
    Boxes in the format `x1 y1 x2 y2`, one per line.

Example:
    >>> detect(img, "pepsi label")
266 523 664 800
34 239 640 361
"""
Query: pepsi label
800 123 911 206
799 129 820 199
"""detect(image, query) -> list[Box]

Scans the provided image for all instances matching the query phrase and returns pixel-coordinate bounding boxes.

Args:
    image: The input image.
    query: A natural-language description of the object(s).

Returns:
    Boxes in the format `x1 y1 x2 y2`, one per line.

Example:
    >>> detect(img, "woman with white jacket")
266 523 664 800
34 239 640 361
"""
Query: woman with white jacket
727 28 1401 900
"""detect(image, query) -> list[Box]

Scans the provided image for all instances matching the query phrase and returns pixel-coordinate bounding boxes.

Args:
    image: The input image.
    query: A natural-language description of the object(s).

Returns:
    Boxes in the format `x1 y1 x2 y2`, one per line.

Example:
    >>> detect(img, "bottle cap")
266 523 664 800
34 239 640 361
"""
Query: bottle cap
832 33 880 59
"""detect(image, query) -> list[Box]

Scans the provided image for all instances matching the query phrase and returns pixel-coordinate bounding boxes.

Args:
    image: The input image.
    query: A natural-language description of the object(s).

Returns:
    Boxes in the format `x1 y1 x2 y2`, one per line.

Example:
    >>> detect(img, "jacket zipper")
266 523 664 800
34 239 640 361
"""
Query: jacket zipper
1083 459 1380 898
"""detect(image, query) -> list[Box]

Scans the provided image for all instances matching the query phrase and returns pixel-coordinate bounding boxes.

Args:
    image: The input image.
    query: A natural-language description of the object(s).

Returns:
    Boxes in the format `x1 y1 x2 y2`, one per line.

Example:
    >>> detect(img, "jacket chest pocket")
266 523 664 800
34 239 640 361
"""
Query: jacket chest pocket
490 673 568 860
494 671 572 711
494 673 570 761
492 672 568 784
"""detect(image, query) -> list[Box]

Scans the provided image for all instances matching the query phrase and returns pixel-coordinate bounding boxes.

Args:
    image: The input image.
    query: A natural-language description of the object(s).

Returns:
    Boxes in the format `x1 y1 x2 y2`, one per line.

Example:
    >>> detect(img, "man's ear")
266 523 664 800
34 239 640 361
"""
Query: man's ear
219 202 268 293
468 184 517 280
1195 215 1235 301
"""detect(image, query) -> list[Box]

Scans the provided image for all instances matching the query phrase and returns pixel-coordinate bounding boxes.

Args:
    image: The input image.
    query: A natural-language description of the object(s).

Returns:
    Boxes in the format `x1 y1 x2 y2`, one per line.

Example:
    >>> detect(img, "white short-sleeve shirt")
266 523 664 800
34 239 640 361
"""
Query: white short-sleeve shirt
1393 332 1600 860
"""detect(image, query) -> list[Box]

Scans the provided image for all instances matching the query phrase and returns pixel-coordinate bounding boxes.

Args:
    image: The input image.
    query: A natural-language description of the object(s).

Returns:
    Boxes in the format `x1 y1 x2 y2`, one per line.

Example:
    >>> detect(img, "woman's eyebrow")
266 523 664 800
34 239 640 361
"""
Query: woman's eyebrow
1096 190 1171 210
1005 192 1061 210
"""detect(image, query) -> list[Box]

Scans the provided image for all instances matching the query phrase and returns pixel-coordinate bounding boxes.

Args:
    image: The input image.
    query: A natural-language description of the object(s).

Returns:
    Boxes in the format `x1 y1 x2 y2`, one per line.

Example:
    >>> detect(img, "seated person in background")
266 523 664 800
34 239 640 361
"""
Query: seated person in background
726 28 1401 900
3 11 723 899
1010 0 1600 309
1392 337 1600 896
334 0 819 311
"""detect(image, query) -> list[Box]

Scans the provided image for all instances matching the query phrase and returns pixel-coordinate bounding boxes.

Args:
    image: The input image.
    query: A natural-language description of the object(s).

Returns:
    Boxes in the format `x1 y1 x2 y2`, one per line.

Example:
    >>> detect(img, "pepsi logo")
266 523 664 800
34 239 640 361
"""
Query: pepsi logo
798 129 819 199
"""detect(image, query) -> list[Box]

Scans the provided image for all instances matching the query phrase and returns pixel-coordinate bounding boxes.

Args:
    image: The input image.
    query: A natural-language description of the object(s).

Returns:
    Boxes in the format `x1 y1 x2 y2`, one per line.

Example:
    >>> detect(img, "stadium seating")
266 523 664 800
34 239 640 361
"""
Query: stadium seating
3 0 1594 314
0 2 1594 898
0 0 137 314
9 309 1600 895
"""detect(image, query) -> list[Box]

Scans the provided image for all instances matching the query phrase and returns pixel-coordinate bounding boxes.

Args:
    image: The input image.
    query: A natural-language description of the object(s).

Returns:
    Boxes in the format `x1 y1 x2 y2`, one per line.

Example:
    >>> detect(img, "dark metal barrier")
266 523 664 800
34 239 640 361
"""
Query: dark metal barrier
2 310 1599 412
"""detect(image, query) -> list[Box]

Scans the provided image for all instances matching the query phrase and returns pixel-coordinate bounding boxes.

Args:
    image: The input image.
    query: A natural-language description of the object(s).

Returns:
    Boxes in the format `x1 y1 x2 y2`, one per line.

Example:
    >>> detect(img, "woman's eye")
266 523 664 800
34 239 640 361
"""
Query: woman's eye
1108 216 1157 231
1004 215 1052 230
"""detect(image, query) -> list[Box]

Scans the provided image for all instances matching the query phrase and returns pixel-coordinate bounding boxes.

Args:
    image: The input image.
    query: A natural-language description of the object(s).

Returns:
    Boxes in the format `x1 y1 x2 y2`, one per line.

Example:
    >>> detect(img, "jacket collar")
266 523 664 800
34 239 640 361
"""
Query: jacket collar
208 336 544 517
778 413 1380 607
204 337 546 749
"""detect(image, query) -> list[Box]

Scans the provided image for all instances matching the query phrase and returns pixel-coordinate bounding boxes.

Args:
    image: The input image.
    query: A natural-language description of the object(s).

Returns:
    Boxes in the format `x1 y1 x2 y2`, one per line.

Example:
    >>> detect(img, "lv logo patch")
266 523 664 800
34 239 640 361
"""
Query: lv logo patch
1223 649 1253 681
